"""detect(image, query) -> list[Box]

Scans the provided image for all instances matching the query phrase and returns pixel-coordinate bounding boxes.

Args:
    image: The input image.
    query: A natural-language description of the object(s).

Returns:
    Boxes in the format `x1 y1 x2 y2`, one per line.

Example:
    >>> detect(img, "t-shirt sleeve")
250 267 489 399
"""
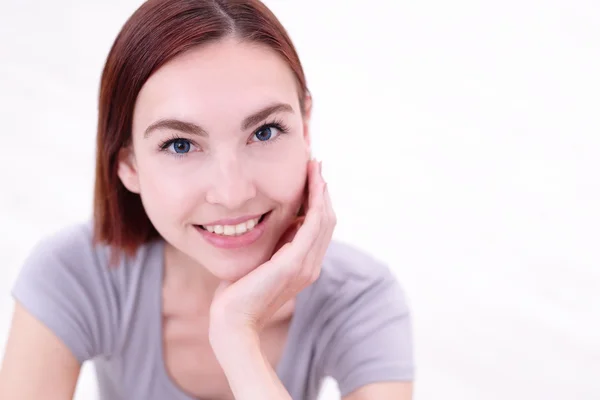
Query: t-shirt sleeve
10 224 115 364
320 255 415 396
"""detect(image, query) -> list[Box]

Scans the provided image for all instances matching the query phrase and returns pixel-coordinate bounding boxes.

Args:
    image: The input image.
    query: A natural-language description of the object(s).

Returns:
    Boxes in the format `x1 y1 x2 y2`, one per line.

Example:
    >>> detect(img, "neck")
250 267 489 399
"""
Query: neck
162 241 222 308
161 240 297 323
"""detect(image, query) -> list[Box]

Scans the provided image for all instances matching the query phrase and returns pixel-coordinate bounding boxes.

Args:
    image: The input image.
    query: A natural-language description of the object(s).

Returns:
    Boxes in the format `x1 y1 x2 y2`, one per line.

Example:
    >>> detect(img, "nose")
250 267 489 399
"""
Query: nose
205 154 256 210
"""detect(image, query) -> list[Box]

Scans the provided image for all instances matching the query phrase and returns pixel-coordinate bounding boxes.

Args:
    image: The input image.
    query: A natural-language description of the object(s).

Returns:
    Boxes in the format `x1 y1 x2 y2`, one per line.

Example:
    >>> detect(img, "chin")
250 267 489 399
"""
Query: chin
197 245 275 282
186 208 296 281
158 205 298 280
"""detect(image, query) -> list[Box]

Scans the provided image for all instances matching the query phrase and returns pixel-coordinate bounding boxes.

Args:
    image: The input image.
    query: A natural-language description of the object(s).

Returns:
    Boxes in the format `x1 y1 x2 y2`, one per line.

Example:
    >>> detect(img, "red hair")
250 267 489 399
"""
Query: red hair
93 0 309 258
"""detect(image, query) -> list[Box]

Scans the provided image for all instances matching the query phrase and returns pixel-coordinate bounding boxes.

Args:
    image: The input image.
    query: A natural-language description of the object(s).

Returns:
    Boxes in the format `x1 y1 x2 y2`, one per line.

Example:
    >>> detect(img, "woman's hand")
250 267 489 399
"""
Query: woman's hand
209 158 335 335
207 159 335 399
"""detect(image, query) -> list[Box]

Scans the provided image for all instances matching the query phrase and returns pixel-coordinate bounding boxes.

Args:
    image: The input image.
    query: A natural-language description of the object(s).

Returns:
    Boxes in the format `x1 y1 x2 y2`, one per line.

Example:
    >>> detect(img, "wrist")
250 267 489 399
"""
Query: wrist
209 315 259 361
210 335 291 400
208 327 289 399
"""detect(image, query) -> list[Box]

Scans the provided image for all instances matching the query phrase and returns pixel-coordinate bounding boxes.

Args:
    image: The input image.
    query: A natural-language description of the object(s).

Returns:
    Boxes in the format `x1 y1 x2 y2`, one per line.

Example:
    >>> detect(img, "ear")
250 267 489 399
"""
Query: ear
117 146 141 194
302 93 313 155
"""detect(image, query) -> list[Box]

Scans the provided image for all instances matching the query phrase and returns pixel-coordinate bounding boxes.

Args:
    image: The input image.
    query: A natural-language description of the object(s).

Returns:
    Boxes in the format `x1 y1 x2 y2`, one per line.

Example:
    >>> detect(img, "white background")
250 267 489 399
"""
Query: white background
1 1 599 399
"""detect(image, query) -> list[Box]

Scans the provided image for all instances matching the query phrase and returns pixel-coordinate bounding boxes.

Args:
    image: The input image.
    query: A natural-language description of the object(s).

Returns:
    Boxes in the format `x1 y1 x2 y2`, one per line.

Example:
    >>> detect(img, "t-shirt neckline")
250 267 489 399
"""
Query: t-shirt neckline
151 239 301 399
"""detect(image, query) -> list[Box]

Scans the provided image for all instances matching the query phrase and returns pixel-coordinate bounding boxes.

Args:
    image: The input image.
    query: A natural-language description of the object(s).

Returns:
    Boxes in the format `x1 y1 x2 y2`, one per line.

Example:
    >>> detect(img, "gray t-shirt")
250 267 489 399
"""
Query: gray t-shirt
11 221 414 399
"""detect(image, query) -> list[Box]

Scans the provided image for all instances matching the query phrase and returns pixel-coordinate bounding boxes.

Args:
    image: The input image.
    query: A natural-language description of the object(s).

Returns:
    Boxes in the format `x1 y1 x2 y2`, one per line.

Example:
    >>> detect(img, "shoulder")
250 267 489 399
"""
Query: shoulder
14 220 110 289
11 220 159 361
311 240 410 311
300 239 412 338
322 240 397 282
305 241 415 394
19 219 159 284
25 220 106 265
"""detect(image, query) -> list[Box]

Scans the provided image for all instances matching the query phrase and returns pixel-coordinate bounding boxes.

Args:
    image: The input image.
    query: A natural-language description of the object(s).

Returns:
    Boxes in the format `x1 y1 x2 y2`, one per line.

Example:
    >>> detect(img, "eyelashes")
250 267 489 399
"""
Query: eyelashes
251 118 290 144
158 118 291 157
159 134 195 152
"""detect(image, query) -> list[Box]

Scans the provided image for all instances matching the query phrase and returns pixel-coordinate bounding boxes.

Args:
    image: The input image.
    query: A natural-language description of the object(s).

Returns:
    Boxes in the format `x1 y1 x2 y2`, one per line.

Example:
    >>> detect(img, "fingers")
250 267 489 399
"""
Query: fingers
276 159 323 265
300 162 335 283
271 158 335 290
307 158 325 210
312 184 336 264
239 159 334 325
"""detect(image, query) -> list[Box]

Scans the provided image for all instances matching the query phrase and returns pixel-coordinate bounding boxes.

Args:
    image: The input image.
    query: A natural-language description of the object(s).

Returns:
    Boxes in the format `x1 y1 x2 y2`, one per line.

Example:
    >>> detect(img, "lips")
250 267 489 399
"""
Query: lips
197 212 269 236
194 211 272 250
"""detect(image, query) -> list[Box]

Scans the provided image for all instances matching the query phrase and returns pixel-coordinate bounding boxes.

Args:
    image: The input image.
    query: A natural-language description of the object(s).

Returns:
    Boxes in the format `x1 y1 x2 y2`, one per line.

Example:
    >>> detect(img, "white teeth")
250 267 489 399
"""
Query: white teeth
235 223 247 234
202 216 262 237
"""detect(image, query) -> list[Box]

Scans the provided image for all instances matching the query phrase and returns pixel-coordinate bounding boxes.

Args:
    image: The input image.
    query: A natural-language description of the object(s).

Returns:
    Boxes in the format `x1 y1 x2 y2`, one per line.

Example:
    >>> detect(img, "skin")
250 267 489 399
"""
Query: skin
0 37 412 399
123 38 312 286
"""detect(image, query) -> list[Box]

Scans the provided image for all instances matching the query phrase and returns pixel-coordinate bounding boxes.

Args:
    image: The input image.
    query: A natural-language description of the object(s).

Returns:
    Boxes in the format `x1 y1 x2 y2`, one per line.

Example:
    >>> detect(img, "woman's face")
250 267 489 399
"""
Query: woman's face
119 38 311 281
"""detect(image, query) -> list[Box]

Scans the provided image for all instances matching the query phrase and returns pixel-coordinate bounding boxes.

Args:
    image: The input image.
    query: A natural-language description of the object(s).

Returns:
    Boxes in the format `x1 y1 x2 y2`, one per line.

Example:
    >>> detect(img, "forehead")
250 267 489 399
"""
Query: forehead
133 38 301 128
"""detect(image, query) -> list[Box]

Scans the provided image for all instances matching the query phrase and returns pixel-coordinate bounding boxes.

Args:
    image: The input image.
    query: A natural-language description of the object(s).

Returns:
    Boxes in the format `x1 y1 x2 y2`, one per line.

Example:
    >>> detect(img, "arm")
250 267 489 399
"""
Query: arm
344 382 413 400
209 327 292 400
0 302 81 400
320 252 415 399
208 159 333 400
2 224 113 400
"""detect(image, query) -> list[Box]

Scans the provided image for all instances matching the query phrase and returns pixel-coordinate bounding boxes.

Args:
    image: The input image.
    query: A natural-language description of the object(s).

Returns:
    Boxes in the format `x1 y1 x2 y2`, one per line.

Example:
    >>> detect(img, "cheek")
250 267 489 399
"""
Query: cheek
258 147 308 206
135 155 203 221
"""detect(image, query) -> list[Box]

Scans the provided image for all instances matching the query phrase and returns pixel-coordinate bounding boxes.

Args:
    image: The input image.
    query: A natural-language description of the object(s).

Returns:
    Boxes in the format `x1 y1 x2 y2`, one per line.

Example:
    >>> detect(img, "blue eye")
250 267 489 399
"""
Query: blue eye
171 139 191 153
254 126 275 141
160 138 196 155
251 122 289 143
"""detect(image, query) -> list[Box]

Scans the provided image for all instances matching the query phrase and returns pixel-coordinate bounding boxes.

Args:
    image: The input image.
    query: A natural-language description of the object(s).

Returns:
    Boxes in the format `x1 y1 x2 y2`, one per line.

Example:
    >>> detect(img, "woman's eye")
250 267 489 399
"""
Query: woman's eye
166 138 195 154
252 125 281 142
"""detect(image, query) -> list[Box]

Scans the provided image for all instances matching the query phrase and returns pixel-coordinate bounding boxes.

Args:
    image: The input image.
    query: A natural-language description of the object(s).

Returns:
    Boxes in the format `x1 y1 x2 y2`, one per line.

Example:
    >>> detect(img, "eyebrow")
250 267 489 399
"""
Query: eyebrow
144 102 294 138
240 102 293 130
144 119 207 138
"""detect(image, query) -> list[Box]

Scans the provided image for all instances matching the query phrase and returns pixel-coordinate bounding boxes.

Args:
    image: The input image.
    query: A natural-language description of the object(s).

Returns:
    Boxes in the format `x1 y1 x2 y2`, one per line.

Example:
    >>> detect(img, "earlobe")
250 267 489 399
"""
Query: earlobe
117 147 141 194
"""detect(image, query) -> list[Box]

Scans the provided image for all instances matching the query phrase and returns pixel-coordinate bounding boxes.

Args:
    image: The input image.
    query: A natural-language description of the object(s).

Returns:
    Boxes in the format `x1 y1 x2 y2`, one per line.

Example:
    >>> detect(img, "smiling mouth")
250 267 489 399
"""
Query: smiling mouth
196 212 270 237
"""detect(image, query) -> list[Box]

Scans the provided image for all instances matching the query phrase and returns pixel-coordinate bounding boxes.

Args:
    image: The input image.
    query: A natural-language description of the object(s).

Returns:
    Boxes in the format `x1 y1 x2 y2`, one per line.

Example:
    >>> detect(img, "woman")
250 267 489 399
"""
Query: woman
0 1 414 399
